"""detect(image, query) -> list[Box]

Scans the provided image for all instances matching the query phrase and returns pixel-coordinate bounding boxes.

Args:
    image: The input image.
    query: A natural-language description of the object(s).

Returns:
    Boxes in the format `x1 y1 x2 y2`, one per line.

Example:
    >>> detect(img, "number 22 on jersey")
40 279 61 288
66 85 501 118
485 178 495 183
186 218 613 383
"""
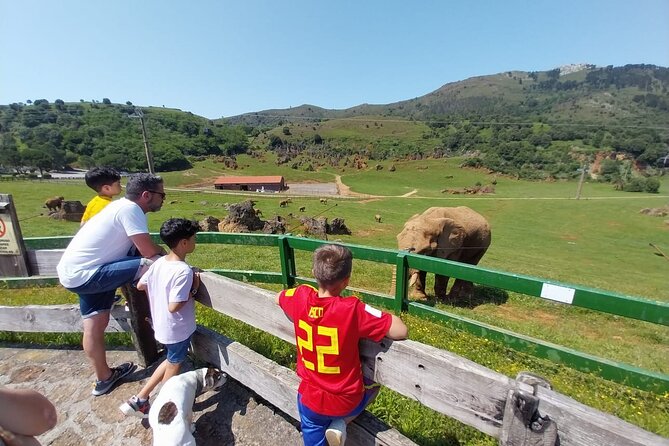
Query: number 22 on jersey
297 319 340 374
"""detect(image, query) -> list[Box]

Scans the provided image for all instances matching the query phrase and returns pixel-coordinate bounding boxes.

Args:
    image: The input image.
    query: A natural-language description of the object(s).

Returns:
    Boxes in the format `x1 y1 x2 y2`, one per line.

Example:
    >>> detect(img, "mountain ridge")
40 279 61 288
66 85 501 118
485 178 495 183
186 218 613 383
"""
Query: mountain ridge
222 64 669 128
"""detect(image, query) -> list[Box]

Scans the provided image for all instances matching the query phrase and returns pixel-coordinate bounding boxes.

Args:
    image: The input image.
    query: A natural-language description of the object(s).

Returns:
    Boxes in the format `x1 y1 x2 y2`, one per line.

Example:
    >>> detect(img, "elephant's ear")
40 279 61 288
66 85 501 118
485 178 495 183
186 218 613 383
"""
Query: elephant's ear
434 218 466 252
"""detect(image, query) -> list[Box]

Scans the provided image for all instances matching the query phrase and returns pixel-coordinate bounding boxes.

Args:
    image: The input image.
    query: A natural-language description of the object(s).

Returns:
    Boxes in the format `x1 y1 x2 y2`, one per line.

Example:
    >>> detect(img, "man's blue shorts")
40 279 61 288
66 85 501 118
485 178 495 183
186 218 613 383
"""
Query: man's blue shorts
67 257 142 318
297 379 380 446
165 336 192 364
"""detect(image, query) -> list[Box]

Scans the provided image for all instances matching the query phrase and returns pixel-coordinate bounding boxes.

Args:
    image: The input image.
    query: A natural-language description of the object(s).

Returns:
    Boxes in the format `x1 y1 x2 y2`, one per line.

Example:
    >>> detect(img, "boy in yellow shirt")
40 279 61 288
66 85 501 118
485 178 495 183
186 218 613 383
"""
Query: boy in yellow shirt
81 167 122 226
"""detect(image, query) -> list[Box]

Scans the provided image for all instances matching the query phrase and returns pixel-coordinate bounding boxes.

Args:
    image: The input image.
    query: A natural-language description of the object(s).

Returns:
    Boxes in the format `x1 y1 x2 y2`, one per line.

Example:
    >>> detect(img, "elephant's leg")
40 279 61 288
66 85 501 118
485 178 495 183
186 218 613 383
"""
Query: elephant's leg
449 279 474 300
412 270 428 299
434 274 449 301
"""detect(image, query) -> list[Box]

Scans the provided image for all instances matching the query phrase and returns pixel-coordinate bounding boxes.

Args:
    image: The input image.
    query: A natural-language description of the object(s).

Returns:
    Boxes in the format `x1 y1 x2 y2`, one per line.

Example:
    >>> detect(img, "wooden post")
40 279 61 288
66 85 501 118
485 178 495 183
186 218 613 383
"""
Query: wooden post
120 283 159 367
0 194 30 277
575 164 587 200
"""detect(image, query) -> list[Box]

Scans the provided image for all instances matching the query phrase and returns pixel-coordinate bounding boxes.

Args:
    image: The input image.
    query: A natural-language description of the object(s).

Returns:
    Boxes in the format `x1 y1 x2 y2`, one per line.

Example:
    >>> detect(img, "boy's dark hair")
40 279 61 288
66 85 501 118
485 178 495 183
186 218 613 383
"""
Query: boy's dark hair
84 167 121 192
312 244 352 287
125 173 163 200
159 218 200 249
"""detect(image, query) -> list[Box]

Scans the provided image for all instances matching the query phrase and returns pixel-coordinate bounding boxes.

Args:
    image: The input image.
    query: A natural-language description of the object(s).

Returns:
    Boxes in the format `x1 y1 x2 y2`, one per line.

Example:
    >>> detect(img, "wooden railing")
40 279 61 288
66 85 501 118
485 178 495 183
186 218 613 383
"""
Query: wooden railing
1 272 667 445
10 233 669 395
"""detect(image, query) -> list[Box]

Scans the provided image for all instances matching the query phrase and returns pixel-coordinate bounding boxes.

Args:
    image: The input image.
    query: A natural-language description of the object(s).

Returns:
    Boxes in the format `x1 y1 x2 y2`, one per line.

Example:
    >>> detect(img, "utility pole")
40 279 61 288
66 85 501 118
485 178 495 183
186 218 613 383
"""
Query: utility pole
129 108 155 174
575 162 587 200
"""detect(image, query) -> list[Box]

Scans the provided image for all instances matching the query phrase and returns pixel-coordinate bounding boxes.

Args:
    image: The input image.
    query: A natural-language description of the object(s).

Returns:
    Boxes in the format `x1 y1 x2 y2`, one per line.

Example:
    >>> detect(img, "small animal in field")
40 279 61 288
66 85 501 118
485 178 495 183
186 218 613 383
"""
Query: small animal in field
149 368 226 446
44 196 64 212
279 200 289 207
320 198 327 205
255 209 263 217
374 214 382 223
299 206 306 212
287 213 294 218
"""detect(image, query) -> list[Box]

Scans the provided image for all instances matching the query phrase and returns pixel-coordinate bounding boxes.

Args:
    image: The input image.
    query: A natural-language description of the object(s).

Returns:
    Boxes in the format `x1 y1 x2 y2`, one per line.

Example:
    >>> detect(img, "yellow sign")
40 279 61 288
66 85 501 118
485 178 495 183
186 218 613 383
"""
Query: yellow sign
0 216 20 255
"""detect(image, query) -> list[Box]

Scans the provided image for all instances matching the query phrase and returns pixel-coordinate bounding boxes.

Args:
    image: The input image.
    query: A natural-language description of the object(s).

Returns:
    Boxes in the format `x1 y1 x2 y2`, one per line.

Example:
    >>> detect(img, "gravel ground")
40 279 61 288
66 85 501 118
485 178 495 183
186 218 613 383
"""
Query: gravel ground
0 346 302 446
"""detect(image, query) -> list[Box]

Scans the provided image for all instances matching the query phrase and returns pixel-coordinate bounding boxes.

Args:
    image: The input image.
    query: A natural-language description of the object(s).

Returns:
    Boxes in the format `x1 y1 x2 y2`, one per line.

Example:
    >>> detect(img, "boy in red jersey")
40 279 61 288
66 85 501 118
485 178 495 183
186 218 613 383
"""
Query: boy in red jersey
276 244 408 446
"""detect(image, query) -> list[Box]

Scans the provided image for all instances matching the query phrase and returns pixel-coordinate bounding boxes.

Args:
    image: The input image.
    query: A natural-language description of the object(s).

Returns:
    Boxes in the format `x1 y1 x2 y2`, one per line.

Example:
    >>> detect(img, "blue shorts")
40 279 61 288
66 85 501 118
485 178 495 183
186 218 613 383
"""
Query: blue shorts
67 257 142 318
297 379 380 446
165 336 192 364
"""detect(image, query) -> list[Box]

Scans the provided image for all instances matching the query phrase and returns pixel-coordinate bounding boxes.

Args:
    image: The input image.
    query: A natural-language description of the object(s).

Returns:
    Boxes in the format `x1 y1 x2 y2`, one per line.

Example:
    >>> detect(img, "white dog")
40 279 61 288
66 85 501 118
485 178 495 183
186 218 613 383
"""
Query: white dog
148 367 226 446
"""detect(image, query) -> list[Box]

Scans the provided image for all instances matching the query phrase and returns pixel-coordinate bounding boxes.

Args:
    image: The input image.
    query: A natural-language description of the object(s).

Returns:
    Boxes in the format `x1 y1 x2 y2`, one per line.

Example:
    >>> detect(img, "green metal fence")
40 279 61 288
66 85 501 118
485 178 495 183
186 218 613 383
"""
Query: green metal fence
11 233 669 393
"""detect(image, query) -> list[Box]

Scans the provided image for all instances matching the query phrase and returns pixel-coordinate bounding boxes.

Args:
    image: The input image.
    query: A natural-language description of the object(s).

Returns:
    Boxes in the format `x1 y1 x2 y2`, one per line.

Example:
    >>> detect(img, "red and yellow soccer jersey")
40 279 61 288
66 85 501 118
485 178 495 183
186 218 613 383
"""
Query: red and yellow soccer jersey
278 284 392 416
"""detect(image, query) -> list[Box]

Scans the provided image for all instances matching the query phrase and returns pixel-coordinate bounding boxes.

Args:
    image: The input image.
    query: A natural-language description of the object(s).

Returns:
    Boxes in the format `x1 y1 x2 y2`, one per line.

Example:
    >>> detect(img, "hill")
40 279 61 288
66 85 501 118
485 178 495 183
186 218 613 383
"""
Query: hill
0 101 249 173
221 65 669 183
1 65 668 184
224 64 669 127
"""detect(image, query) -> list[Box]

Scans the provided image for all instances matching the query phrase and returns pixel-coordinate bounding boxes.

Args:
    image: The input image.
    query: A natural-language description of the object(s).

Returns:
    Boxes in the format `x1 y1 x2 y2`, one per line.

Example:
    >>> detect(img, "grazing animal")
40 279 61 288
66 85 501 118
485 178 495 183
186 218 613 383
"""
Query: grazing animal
279 200 289 207
299 206 306 212
44 196 64 212
320 198 327 205
374 214 382 223
394 206 491 301
149 367 227 446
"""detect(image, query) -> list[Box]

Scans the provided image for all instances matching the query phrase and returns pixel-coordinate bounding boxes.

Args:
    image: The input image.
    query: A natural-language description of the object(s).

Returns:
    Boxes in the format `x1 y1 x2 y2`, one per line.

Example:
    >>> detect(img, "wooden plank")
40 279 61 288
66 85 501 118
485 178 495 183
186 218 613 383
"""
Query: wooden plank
26 249 64 276
120 284 159 368
0 304 130 332
196 272 669 446
196 272 295 344
191 326 417 446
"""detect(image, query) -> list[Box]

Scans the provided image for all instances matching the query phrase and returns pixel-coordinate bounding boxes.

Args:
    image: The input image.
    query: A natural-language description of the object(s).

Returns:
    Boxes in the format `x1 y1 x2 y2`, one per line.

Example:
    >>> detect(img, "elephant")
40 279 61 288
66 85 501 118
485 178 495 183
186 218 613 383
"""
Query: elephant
394 206 491 301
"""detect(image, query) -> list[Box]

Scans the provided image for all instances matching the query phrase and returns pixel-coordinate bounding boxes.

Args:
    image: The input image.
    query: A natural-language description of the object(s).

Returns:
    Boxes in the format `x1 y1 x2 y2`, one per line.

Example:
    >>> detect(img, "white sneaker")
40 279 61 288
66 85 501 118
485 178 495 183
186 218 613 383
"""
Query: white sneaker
325 418 347 446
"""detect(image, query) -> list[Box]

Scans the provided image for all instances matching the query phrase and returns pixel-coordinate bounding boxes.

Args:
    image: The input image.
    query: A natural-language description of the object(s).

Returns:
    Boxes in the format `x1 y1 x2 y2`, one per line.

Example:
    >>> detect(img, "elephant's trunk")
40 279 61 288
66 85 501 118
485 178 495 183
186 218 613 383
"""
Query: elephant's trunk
389 267 418 295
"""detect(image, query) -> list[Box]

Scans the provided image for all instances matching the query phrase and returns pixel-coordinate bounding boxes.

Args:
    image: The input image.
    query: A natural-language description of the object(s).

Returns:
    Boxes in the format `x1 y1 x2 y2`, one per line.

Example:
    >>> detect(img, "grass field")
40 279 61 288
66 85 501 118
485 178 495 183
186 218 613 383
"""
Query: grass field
1 158 668 443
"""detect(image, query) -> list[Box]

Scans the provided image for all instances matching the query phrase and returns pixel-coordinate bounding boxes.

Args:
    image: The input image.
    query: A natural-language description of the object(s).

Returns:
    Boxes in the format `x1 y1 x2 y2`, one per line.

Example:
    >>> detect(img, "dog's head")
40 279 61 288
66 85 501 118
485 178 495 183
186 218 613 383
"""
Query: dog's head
199 367 227 392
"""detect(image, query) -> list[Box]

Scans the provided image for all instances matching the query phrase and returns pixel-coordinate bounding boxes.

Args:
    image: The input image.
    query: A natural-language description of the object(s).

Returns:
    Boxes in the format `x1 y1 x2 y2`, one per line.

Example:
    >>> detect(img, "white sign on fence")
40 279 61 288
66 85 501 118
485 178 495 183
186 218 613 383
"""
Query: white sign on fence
0 215 20 255
540 283 575 304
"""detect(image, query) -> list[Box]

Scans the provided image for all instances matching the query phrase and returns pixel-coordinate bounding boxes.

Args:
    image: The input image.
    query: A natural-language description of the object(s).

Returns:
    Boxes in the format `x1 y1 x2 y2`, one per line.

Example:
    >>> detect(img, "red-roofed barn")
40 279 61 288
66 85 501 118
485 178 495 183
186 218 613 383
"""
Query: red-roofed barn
214 175 286 192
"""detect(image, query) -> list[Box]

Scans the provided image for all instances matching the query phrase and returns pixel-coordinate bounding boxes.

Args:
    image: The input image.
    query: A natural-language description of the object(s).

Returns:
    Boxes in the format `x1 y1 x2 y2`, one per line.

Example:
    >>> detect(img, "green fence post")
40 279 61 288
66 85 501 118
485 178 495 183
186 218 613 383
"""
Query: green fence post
278 235 296 289
394 252 409 313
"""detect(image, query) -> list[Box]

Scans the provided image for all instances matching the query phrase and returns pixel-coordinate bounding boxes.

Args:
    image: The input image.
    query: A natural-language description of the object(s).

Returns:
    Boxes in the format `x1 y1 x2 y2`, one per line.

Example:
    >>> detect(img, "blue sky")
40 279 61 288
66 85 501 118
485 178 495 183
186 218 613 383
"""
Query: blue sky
1 1 668 119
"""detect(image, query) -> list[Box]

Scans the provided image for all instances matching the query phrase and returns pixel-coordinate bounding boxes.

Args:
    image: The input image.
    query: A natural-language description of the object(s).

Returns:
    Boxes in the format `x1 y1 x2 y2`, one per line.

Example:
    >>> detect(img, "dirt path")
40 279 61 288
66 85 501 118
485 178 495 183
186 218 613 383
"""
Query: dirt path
334 175 376 198
0 346 301 446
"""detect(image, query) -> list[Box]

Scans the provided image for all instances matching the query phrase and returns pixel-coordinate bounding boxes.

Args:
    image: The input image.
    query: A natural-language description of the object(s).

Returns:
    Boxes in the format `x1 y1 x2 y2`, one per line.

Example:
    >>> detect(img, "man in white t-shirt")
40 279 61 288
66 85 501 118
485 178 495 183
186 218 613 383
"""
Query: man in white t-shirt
57 173 167 396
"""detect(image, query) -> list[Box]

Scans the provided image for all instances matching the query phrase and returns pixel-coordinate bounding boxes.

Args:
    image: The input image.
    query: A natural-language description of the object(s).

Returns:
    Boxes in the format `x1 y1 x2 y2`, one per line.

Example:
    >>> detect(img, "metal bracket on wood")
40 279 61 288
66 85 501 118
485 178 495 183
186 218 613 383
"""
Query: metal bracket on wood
500 372 558 446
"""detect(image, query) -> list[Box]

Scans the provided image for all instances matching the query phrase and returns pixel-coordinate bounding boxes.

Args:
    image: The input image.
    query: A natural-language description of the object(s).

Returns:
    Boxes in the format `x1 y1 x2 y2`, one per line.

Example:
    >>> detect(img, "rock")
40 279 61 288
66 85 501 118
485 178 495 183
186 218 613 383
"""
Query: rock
329 218 351 235
262 216 286 234
199 216 221 232
50 200 85 222
299 216 328 238
220 200 264 232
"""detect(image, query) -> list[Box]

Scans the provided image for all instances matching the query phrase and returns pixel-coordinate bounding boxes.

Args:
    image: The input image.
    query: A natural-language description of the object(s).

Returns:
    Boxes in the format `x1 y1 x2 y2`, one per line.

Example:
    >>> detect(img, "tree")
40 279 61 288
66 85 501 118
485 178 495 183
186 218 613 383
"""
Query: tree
102 98 111 105
282 126 291 136
21 149 54 175
0 135 21 171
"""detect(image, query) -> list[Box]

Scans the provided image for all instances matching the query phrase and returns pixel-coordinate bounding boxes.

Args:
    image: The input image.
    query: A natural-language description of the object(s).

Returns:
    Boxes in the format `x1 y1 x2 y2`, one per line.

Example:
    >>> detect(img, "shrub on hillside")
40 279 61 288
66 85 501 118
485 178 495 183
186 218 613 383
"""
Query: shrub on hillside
621 177 660 193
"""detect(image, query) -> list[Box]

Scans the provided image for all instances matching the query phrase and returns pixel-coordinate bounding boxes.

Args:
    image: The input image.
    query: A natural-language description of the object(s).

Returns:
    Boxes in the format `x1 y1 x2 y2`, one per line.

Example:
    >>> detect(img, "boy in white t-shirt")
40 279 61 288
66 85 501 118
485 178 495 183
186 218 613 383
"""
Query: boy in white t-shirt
119 218 201 418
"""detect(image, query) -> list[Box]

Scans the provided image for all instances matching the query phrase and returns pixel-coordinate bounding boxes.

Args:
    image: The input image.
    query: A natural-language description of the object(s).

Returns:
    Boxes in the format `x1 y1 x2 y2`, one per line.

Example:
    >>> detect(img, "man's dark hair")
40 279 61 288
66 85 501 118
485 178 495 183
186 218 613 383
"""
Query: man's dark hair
84 167 121 192
125 173 163 200
159 218 200 249
312 244 352 287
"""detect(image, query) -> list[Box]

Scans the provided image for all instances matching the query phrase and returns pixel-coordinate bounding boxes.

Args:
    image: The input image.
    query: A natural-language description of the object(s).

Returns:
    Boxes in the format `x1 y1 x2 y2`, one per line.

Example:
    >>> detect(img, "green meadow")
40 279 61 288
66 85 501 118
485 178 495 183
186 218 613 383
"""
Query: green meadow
1 157 668 444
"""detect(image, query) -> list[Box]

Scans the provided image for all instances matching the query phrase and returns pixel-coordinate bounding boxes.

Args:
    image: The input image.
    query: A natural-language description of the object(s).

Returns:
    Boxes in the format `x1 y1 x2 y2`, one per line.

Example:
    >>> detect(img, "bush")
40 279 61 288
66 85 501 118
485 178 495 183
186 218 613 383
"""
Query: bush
621 177 660 193
644 177 660 193
622 177 645 192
